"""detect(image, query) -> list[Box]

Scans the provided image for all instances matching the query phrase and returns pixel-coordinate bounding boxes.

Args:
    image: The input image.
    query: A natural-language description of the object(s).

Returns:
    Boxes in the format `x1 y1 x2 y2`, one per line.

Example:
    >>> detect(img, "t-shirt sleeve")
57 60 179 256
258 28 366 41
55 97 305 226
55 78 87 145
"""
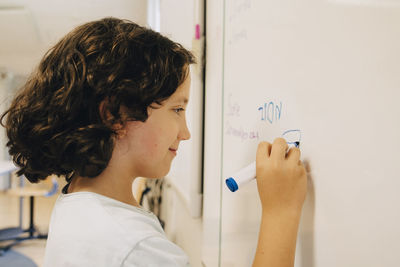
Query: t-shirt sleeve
122 235 190 267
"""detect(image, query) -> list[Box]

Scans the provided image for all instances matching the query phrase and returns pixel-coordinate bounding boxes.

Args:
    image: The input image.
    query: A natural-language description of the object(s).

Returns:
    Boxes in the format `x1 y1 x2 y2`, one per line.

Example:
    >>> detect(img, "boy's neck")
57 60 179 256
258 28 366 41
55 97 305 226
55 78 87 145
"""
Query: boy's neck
67 174 140 208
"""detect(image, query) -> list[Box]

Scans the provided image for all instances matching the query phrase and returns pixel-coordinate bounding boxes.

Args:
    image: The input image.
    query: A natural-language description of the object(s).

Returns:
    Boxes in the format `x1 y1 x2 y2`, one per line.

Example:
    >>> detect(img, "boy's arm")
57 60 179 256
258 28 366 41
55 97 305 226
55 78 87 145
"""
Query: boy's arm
253 209 302 267
252 138 307 267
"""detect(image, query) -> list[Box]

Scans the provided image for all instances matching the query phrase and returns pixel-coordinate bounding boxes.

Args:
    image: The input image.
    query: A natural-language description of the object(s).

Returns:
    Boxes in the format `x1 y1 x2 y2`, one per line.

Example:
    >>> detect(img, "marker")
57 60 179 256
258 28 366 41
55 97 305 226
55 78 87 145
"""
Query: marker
195 24 201 40
225 142 300 192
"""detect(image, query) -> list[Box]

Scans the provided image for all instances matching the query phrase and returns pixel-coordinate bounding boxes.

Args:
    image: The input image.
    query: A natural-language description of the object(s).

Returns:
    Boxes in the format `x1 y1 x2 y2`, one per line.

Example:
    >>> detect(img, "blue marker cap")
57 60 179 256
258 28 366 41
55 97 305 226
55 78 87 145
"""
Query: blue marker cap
225 177 239 192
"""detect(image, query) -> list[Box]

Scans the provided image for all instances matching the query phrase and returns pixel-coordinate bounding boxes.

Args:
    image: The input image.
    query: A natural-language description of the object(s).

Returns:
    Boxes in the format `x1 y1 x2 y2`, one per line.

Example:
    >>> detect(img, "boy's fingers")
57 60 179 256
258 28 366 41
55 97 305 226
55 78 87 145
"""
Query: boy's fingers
257 142 272 161
270 138 288 159
286 147 301 163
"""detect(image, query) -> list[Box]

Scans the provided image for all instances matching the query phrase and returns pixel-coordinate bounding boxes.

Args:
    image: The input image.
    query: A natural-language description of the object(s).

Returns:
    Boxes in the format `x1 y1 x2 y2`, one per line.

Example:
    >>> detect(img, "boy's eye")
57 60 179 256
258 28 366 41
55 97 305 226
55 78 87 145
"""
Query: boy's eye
173 108 185 114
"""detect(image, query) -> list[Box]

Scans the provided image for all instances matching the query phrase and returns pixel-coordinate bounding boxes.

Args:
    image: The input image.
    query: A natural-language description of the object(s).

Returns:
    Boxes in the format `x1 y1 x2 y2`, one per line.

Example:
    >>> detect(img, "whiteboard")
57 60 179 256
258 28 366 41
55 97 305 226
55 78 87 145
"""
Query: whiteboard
205 0 400 266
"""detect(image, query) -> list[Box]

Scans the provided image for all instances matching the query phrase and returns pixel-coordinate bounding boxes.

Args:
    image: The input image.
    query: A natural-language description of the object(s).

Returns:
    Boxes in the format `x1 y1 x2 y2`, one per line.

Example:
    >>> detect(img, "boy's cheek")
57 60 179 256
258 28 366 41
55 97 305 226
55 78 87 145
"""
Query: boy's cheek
138 130 162 157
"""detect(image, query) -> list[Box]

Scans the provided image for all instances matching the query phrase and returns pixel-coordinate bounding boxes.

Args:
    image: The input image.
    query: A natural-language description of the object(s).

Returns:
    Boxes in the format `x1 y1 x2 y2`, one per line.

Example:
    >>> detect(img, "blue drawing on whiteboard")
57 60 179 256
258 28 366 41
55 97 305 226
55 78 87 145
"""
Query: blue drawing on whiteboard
282 129 301 146
258 101 282 124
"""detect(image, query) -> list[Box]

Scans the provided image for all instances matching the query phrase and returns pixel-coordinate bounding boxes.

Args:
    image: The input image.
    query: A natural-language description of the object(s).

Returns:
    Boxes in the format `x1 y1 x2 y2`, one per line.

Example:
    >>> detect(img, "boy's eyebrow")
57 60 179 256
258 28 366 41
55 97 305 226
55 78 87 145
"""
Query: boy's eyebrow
172 97 189 104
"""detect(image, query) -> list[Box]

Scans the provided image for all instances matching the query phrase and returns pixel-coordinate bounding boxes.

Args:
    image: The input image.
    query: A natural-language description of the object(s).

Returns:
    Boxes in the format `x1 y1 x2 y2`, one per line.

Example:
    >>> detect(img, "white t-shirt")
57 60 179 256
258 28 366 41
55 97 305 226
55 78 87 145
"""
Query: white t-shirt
44 191 190 267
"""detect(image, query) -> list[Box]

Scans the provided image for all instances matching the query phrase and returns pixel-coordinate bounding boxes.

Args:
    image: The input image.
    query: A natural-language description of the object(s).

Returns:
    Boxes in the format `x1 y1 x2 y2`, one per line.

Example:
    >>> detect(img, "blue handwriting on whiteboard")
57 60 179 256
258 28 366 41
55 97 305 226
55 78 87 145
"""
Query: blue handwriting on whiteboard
258 101 282 124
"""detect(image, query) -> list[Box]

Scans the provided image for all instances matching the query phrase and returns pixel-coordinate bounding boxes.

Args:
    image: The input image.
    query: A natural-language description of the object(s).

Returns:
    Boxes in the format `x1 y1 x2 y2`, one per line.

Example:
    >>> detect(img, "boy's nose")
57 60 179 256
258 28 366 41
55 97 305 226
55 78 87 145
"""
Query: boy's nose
179 122 191 141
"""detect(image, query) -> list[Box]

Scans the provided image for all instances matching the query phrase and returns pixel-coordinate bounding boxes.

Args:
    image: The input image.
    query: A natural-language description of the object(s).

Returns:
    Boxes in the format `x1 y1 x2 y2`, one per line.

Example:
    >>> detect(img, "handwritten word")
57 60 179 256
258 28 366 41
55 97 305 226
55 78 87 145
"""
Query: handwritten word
226 121 259 142
258 101 282 124
228 29 247 45
227 93 240 117
229 0 252 22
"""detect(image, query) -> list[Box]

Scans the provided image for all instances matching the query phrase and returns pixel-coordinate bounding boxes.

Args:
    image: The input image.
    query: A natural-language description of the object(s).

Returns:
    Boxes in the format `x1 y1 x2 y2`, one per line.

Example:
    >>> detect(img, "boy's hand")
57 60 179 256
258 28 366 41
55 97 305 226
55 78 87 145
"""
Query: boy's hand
256 138 307 214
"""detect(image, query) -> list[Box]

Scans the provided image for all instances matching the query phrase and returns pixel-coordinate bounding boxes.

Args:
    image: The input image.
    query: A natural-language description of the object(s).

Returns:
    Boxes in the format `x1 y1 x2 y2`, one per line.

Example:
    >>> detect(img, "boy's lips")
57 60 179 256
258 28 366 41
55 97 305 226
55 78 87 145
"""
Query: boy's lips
169 148 177 155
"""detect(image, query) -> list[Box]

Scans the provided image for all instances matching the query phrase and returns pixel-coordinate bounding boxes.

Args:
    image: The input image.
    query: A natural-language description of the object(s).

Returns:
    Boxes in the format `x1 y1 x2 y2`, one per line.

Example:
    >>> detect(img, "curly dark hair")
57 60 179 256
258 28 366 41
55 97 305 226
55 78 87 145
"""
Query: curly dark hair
1 17 195 183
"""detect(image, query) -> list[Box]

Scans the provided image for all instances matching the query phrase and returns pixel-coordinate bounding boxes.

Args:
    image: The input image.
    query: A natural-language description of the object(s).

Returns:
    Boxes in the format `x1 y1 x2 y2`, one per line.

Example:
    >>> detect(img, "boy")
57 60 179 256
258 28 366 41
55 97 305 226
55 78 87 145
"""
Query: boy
1 17 306 266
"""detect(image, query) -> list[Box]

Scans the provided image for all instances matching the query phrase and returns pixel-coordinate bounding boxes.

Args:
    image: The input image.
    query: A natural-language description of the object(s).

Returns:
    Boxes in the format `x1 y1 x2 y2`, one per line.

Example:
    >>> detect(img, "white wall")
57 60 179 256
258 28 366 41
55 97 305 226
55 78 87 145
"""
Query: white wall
0 69 13 189
0 0 147 75
156 1 205 266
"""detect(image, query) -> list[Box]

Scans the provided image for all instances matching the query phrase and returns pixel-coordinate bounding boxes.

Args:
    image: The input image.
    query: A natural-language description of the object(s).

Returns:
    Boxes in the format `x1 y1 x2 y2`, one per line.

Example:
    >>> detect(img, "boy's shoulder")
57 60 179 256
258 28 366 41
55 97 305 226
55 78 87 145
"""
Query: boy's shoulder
45 192 189 267
45 192 170 266
52 192 164 244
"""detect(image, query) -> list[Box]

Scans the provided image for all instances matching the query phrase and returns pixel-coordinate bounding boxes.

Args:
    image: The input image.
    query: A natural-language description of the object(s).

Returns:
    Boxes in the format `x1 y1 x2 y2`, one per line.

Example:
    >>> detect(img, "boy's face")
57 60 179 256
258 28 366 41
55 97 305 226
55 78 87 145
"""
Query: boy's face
115 72 191 179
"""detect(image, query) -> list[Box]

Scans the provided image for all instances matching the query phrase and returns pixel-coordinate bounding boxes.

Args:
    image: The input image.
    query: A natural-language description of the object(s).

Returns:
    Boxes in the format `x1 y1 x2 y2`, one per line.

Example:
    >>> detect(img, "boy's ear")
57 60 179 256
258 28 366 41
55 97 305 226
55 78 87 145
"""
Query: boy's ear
115 128 127 139
99 99 126 138
98 98 113 125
